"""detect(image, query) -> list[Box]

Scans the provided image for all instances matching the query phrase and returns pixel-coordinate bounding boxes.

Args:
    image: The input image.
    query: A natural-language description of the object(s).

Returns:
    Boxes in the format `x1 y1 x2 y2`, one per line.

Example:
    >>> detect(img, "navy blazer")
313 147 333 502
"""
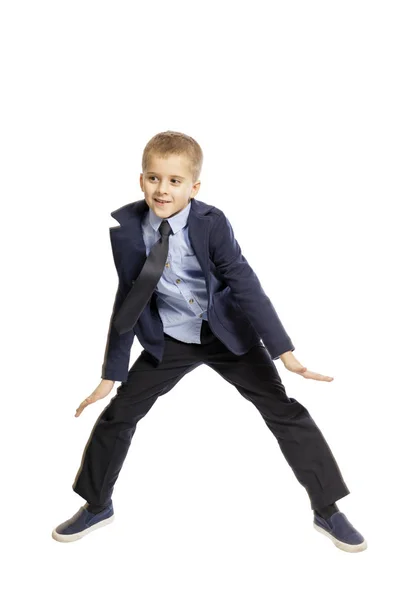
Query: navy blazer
101 198 295 382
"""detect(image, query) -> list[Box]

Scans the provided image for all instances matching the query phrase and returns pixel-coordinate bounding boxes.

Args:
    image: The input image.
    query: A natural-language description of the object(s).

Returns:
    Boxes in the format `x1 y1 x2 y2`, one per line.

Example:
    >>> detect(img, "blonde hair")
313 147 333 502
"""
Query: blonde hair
142 130 203 183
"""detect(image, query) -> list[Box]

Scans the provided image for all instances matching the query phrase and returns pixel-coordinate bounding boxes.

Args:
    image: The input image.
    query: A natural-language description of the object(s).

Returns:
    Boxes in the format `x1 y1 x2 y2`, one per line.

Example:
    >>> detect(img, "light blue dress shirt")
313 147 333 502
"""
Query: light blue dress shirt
141 200 209 344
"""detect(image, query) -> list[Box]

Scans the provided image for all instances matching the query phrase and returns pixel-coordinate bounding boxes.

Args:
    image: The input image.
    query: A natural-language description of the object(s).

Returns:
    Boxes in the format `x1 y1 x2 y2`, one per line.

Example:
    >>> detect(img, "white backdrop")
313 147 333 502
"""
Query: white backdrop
1 1 399 598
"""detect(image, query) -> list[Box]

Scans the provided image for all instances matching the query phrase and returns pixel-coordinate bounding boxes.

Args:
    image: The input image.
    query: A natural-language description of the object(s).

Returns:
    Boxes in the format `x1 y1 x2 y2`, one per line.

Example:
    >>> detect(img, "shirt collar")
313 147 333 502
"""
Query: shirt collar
148 198 192 235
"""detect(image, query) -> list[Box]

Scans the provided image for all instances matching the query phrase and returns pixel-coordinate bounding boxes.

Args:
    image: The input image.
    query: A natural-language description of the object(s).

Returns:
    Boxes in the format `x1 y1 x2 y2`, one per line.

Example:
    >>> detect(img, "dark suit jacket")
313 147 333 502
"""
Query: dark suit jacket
101 198 295 382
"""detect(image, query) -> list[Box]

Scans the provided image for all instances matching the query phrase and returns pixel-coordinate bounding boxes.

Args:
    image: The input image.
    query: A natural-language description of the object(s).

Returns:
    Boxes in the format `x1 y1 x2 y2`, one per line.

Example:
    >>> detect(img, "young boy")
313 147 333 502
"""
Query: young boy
52 131 367 552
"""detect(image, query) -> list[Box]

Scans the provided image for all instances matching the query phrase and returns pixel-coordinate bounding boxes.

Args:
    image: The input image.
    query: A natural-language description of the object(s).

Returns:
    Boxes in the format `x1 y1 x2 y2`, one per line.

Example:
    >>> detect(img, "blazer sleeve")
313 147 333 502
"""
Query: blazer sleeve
101 281 136 382
209 211 295 360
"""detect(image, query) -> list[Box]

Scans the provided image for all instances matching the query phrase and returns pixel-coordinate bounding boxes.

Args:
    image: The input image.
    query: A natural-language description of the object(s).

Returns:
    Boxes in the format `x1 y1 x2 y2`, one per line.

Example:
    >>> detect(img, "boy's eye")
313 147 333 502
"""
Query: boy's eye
148 176 180 184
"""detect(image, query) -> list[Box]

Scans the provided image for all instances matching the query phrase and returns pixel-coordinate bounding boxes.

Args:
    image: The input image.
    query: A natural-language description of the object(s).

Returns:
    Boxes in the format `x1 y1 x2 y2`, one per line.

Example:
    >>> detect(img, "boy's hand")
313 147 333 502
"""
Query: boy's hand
279 351 334 382
75 379 115 417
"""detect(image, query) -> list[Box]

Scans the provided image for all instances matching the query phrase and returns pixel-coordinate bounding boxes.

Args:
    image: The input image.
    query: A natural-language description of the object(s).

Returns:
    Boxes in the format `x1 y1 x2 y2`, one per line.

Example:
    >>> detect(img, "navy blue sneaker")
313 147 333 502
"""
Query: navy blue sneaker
52 501 114 543
313 510 367 552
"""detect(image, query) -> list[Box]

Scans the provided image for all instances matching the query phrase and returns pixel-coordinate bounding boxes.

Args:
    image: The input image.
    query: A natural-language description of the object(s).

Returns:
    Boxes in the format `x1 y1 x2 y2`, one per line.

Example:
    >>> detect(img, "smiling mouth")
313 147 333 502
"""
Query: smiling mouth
155 199 171 204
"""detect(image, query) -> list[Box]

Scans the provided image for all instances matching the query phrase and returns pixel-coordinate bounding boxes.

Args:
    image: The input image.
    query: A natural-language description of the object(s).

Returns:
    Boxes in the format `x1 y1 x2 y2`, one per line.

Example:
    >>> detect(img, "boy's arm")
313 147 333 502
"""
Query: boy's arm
101 281 136 382
209 211 295 360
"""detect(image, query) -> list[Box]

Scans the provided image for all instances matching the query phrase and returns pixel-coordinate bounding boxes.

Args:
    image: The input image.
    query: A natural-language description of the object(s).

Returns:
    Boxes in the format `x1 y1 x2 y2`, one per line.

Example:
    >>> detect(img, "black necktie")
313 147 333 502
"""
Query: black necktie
113 219 173 334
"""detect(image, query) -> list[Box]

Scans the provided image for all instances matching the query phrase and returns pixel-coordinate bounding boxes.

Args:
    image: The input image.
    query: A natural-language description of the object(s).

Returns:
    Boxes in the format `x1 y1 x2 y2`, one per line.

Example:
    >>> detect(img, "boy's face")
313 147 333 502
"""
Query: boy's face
140 153 201 219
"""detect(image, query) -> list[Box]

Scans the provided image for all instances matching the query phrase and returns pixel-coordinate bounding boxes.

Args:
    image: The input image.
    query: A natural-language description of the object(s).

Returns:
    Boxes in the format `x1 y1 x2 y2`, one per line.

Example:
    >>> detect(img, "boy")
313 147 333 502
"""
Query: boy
52 131 367 552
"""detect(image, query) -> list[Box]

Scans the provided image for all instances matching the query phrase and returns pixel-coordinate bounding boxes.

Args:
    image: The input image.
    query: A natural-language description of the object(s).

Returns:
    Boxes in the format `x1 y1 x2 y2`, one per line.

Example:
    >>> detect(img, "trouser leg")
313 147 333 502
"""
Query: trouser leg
72 342 203 506
204 343 350 510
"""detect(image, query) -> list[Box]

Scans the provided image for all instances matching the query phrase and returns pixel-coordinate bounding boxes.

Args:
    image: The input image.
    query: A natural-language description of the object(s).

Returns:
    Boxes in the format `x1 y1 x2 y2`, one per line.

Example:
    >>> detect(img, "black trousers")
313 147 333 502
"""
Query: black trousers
72 320 350 511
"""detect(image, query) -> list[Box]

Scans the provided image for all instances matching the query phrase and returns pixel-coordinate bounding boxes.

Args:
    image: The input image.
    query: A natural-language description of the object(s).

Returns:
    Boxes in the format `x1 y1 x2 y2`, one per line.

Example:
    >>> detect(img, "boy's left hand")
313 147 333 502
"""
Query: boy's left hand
279 351 334 382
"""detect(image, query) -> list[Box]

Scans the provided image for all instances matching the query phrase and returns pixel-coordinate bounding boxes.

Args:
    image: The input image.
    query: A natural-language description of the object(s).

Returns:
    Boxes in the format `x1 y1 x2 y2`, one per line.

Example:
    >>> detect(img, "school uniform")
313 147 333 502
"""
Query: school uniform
72 198 350 513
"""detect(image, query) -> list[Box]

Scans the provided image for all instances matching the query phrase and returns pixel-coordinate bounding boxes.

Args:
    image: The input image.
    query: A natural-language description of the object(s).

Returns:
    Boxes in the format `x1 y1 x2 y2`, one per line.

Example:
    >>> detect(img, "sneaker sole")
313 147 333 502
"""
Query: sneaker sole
313 522 368 552
52 514 115 543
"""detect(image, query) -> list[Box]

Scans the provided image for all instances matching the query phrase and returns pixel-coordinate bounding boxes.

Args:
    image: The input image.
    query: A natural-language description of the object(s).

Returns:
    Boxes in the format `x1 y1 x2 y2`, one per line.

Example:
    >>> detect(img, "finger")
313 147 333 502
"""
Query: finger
317 373 334 381
303 371 334 381
75 404 85 417
75 398 90 417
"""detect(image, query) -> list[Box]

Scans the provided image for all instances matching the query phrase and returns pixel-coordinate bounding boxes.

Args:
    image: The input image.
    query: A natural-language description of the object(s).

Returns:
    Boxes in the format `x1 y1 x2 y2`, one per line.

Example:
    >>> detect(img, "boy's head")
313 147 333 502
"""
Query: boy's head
140 131 203 219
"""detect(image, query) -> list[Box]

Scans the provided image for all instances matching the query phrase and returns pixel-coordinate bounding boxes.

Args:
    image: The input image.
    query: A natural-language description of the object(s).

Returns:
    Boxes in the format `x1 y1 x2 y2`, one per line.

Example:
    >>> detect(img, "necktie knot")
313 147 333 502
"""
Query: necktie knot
159 220 173 237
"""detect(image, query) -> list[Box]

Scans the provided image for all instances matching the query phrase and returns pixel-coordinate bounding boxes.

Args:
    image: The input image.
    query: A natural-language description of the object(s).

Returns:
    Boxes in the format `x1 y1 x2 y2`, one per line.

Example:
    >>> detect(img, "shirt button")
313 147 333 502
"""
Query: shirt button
176 278 181 283
189 298 194 303
165 262 170 268
199 313 203 317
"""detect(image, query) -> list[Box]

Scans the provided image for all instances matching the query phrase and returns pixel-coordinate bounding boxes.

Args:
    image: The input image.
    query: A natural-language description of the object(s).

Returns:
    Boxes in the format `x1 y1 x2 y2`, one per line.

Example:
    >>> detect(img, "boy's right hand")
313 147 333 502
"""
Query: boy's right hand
75 379 115 417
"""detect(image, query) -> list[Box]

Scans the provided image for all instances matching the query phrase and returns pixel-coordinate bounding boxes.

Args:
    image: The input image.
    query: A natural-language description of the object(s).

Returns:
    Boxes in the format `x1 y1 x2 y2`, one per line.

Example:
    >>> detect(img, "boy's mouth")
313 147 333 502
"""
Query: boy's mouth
155 199 171 205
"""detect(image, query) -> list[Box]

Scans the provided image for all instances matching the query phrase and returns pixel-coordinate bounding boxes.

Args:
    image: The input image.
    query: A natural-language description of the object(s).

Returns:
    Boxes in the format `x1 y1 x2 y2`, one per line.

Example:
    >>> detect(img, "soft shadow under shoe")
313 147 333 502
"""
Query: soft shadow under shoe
313 510 367 552
52 501 114 543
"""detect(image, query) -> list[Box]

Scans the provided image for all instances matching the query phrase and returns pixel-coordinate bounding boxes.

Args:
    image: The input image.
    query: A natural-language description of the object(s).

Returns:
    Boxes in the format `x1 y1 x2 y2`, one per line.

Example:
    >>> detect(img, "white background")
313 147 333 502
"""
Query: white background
1 0 399 598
